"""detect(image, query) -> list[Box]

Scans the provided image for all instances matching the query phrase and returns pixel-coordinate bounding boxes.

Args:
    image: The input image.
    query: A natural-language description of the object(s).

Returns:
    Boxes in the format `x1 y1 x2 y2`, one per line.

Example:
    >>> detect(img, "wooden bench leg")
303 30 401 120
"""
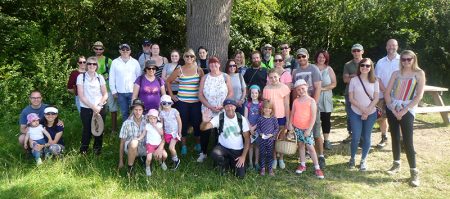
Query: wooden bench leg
431 92 450 124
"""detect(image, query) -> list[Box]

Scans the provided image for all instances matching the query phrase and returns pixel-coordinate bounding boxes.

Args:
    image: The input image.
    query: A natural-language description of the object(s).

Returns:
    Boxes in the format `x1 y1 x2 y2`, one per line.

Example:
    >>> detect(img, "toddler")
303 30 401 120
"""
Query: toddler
24 113 53 165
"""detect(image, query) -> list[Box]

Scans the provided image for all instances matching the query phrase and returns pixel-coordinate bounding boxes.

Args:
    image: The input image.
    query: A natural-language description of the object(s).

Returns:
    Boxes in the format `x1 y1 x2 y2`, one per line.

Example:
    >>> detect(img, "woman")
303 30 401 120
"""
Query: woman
132 60 166 114
315 50 336 150
225 59 246 114
198 56 233 162
263 69 291 169
197 46 209 74
67 56 86 112
166 49 205 156
348 58 379 171
267 54 292 88
42 106 65 156
384 50 425 187
77 56 108 155
162 50 181 96
149 43 169 78
234 50 248 76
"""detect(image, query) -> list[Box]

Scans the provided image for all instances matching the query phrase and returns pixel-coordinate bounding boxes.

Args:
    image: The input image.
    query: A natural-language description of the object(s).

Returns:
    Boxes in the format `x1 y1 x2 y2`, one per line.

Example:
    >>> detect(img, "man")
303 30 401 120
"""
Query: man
109 43 142 121
375 39 400 148
18 90 48 148
138 39 152 71
280 43 294 73
243 51 268 90
260 44 275 69
93 41 118 133
342 43 364 143
291 48 325 170
200 99 251 178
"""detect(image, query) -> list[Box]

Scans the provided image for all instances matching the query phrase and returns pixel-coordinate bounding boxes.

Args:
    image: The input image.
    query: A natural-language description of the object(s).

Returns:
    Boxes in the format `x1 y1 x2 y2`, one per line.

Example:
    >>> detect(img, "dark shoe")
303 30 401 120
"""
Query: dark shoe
377 136 388 149
173 159 181 170
387 161 401 175
324 140 332 150
127 165 135 177
318 156 326 170
342 135 352 143
348 158 355 169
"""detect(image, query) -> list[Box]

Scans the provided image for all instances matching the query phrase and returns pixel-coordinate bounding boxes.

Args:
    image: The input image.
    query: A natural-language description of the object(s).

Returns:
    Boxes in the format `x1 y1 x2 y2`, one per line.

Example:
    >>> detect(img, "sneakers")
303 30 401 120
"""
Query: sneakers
145 166 152 176
161 162 168 171
181 145 187 155
318 156 326 170
36 158 43 165
410 168 420 187
272 160 277 169
324 140 332 150
387 161 401 175
194 144 201 152
315 169 325 179
173 159 181 170
295 165 306 174
196 153 207 163
278 159 286 169
342 134 352 143
260 167 266 176
254 164 260 172
359 160 367 171
348 158 355 169
377 136 388 149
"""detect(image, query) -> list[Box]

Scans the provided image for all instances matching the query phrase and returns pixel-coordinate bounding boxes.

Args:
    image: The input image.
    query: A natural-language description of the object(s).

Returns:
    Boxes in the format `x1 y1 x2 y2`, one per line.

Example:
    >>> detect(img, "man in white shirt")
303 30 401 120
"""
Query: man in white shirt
200 99 250 178
109 44 142 121
375 39 400 148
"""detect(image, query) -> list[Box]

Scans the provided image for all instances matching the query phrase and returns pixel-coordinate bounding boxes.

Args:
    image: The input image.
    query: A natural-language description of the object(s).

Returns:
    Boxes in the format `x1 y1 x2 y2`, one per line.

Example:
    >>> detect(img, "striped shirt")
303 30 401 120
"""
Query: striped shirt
392 75 417 101
177 66 200 103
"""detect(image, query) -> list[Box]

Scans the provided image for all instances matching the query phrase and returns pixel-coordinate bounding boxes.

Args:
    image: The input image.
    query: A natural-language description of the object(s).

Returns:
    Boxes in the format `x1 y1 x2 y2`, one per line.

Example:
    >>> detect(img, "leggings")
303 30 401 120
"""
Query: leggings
176 101 201 137
320 112 331 134
386 109 416 168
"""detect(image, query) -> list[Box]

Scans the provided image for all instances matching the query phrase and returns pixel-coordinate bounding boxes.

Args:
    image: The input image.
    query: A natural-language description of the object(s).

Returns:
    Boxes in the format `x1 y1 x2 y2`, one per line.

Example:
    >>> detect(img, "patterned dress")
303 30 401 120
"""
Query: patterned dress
201 73 228 117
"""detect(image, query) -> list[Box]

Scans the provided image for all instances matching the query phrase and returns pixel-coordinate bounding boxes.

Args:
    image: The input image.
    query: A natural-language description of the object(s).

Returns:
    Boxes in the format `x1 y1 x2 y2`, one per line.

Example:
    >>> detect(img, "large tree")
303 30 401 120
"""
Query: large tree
186 0 233 65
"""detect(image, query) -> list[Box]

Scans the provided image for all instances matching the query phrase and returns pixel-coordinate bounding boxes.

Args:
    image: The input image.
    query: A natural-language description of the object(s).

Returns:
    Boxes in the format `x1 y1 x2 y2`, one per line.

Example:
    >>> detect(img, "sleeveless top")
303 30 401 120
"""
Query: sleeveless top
390 73 418 115
292 97 313 129
177 66 200 103
246 101 261 126
201 73 228 117
319 66 333 113
155 58 165 78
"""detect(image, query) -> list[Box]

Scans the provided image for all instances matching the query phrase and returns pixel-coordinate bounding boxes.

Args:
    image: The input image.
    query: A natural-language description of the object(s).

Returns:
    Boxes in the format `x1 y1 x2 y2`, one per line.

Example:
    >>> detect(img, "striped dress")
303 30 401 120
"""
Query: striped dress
177 66 200 103
390 74 418 115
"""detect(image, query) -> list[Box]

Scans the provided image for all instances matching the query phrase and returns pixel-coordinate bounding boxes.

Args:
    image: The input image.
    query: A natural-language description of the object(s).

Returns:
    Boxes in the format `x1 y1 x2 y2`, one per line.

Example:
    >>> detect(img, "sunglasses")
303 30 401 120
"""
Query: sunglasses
185 55 195 58
280 47 289 50
94 48 104 51
360 64 371 68
78 61 86 64
45 112 57 116
121 48 130 52
401 58 413 62
352 49 361 53
274 59 283 62
161 101 173 106
297 55 307 59
146 67 157 71
87 62 98 66
229 64 237 67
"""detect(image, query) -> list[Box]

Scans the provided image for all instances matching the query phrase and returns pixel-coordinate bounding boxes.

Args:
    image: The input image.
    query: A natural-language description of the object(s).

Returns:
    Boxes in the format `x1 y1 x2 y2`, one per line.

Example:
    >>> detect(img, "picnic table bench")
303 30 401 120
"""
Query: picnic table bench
415 85 450 124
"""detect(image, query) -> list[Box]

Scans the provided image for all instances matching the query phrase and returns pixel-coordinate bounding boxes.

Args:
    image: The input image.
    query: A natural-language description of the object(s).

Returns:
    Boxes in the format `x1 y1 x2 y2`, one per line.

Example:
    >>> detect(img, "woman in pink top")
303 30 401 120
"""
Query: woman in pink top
262 69 290 169
266 54 292 88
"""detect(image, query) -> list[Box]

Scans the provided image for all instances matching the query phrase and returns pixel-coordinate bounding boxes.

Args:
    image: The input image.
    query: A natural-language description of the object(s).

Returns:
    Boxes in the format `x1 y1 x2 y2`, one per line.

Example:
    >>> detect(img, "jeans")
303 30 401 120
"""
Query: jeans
75 96 81 113
211 144 246 178
386 109 416 168
117 92 132 121
349 108 377 160
345 95 352 134
80 107 106 153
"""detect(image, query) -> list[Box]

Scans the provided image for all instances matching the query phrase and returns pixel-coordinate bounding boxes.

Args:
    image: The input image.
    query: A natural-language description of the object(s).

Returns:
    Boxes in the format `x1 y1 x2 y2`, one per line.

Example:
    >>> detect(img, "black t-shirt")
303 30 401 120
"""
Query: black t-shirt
43 124 64 146
243 67 267 90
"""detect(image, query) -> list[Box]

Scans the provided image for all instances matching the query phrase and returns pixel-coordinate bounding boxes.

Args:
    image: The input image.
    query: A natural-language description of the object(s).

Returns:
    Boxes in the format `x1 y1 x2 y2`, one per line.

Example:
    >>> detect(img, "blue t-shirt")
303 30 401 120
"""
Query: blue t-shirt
43 124 64 146
19 104 48 125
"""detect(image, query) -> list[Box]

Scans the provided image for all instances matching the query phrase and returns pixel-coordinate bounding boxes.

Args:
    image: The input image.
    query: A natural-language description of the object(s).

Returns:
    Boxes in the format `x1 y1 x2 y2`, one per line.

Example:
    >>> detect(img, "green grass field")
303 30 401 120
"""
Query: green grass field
1 103 449 198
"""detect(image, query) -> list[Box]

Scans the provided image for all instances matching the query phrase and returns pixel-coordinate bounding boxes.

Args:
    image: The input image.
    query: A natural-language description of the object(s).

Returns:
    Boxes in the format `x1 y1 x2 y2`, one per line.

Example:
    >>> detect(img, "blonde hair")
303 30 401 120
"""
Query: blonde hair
183 48 196 59
400 50 422 73
86 56 99 71
234 50 246 66
260 100 275 117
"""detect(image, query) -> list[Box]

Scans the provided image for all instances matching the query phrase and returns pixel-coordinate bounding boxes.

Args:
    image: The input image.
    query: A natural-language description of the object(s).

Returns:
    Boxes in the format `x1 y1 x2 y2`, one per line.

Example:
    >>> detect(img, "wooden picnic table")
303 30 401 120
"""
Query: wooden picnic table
416 85 450 124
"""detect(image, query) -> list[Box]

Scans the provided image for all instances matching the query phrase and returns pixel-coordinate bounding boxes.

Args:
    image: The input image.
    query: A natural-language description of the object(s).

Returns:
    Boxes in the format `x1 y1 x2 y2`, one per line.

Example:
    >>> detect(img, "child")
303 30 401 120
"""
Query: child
289 79 324 179
244 85 262 171
159 95 182 170
256 100 279 176
137 109 168 176
24 113 54 165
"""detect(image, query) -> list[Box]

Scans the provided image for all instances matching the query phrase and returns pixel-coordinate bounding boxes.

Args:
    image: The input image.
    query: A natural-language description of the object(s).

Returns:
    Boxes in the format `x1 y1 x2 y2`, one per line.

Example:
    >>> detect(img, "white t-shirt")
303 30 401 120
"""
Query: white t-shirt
348 77 380 115
28 125 45 140
375 54 400 98
145 123 163 145
76 73 106 108
210 113 250 150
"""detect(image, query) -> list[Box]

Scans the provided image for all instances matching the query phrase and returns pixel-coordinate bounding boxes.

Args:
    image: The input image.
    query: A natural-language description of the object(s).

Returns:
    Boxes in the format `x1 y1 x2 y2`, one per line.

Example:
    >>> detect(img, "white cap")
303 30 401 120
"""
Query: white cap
294 79 308 88
44 107 58 114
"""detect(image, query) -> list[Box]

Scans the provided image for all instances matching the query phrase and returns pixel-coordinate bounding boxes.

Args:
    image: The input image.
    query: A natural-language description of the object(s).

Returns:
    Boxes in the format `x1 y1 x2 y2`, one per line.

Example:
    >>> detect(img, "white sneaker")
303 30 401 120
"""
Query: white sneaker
279 159 286 169
145 166 152 176
36 158 43 165
272 160 277 169
197 153 207 163
161 162 168 171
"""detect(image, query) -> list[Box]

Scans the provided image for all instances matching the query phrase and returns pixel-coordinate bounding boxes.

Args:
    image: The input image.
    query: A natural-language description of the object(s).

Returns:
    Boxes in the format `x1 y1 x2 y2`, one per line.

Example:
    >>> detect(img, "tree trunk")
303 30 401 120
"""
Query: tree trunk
186 0 233 67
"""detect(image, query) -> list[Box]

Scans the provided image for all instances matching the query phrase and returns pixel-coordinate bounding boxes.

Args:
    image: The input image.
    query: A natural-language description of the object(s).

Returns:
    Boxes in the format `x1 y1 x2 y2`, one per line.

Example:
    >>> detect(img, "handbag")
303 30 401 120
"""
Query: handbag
357 76 382 118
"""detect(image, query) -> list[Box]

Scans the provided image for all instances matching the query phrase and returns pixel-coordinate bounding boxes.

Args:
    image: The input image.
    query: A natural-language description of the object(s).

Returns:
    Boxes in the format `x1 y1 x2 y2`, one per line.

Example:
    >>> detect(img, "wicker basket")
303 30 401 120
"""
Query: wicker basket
275 129 298 155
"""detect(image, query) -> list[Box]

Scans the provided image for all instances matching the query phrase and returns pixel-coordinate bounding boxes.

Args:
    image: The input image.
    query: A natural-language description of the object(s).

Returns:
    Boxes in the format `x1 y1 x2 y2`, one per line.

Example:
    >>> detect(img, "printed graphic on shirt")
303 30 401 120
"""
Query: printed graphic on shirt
294 71 313 94
222 125 241 139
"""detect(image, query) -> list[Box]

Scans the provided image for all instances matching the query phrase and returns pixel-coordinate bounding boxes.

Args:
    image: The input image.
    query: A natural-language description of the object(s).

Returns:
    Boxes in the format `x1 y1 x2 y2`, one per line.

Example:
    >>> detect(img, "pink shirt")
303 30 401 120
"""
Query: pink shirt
266 70 292 86
348 77 379 115
263 83 290 118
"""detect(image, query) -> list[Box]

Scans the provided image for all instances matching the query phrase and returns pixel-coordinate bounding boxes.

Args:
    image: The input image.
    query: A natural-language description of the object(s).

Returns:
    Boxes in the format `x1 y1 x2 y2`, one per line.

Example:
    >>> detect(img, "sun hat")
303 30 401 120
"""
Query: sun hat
160 95 173 103
91 113 104 136
92 41 104 48
145 60 157 68
147 109 159 120
351 43 364 50
27 113 40 124
261 44 275 52
44 107 58 114
130 99 145 111
294 79 308 88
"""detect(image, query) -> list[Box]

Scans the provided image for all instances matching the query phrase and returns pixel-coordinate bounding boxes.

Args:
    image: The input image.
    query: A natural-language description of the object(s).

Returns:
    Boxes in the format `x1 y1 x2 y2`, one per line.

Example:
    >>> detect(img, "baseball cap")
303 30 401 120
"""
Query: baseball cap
145 60 157 68
294 79 308 88
351 44 364 50
296 48 309 56
142 39 151 46
93 41 104 48
223 99 237 107
119 43 130 50
44 107 58 114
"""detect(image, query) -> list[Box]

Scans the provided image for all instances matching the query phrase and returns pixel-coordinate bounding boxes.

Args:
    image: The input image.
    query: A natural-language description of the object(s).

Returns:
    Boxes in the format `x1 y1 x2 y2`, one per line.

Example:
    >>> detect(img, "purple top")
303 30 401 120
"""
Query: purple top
255 116 279 141
134 75 165 111
246 101 261 126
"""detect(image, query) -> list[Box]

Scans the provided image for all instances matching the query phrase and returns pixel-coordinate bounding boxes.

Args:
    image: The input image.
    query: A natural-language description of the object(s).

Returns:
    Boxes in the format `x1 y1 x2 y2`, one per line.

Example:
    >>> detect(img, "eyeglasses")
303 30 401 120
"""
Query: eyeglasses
87 63 98 66
146 67 157 71
94 48 104 51
280 47 289 50
401 58 413 62
360 64 371 68
143 44 151 47
161 101 173 106
78 61 86 64
229 64 237 67
352 49 361 53
297 55 307 59
121 48 130 52
274 59 283 62
185 55 195 58
30 97 42 100
45 112 57 116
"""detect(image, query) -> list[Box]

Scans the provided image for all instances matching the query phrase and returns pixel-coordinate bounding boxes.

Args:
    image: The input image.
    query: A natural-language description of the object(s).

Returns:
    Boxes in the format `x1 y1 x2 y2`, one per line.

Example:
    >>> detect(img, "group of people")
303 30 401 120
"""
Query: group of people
18 39 425 187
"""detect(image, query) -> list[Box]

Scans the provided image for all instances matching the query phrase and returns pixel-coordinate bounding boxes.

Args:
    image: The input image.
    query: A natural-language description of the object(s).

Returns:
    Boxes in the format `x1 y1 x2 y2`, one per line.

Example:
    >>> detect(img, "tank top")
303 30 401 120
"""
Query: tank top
319 66 333 113
390 73 418 115
177 66 200 103
246 101 261 126
292 97 313 129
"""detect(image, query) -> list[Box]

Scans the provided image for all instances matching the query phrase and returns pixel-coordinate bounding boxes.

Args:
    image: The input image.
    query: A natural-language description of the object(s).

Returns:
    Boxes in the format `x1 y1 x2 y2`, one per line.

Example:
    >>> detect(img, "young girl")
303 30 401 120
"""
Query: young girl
24 113 54 165
289 79 324 179
244 85 262 171
159 95 182 170
256 100 279 176
137 109 168 176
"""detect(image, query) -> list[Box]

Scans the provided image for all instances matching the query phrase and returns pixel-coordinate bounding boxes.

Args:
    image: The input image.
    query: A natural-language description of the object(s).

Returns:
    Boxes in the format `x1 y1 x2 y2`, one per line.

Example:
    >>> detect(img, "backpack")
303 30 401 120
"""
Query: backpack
218 112 244 136
83 73 101 84
246 101 262 112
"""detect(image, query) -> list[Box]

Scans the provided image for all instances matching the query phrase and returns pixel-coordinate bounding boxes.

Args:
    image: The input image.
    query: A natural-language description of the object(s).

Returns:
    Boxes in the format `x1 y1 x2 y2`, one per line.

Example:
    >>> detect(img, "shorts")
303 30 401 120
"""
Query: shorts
376 98 387 118
146 144 159 154
294 128 315 146
164 133 179 143
32 138 46 147
277 117 286 126
312 109 322 138
124 140 147 157
106 91 118 112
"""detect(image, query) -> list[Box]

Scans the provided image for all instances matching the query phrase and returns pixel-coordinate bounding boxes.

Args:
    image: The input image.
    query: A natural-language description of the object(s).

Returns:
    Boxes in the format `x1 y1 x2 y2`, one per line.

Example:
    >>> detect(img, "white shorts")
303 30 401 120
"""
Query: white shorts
106 91 118 112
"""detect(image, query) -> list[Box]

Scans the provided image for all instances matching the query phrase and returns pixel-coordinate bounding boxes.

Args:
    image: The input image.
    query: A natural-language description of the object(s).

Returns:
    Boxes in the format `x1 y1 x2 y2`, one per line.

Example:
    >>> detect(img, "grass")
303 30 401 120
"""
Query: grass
1 103 450 198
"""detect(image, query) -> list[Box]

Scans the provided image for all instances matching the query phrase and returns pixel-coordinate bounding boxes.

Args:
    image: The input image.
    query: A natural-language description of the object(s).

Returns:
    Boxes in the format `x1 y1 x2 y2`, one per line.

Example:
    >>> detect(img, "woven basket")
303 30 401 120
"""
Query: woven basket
275 129 298 155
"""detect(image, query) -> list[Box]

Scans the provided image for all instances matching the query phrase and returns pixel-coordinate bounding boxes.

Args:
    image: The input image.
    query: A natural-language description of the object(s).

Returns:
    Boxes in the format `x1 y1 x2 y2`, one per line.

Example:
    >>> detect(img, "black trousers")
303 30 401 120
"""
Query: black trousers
386 108 416 168
80 107 106 153
210 144 246 178
320 112 331 134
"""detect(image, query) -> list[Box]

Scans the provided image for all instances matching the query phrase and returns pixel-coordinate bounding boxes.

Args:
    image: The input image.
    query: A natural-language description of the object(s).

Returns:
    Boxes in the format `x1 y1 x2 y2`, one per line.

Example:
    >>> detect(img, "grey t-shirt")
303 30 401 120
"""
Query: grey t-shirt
292 64 321 96
230 73 246 102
